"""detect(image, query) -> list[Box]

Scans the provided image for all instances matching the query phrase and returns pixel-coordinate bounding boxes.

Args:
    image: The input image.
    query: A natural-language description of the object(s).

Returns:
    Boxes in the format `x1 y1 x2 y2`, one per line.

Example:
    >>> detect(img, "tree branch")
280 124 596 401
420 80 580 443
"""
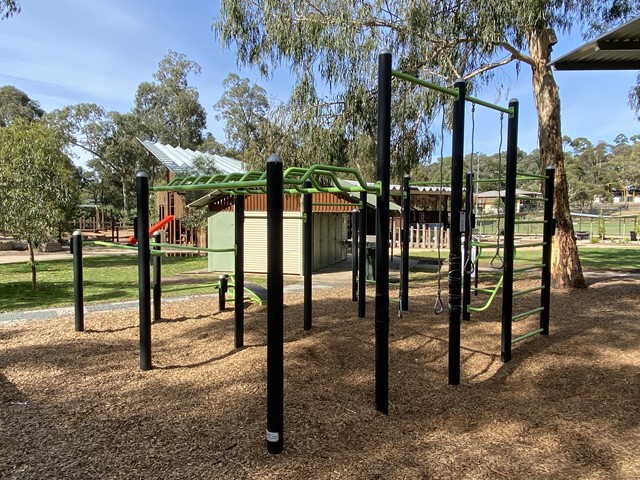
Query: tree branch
463 55 515 81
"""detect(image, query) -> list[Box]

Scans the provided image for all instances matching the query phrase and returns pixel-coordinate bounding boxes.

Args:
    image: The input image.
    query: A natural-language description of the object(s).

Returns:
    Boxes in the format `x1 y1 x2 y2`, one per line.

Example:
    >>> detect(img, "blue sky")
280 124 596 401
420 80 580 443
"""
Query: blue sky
1 0 638 166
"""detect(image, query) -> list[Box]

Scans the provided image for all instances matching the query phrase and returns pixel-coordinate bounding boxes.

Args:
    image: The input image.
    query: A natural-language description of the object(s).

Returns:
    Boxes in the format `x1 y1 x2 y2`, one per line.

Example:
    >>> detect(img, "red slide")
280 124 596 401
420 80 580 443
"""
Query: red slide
127 215 175 245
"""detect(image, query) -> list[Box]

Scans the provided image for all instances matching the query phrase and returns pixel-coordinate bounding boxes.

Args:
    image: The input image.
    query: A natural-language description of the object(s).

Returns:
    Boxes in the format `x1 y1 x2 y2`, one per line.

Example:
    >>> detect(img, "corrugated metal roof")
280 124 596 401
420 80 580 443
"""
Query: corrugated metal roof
551 16 640 70
139 140 246 175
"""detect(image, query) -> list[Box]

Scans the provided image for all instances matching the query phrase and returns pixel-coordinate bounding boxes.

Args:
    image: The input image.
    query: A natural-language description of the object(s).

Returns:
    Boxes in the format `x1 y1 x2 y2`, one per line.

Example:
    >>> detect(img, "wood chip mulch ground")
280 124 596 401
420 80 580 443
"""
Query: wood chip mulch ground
1 272 639 479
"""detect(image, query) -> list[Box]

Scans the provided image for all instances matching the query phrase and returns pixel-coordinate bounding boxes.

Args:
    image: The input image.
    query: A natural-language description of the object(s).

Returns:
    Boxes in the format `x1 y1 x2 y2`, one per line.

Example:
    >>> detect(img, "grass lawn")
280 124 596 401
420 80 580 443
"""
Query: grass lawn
1 245 637 313
0 254 211 313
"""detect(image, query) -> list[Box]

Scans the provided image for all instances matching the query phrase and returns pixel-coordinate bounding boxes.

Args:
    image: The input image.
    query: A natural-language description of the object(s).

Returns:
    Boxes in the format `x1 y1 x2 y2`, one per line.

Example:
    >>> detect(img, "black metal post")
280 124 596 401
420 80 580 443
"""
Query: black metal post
352 209 359 302
375 49 391 414
358 191 367 318
266 155 284 454
302 181 313 330
72 230 84 332
501 99 519 363
540 165 555 335
136 172 152 371
152 231 162 323
235 195 245 348
448 79 466 386
218 274 228 311
401 175 410 311
462 172 474 320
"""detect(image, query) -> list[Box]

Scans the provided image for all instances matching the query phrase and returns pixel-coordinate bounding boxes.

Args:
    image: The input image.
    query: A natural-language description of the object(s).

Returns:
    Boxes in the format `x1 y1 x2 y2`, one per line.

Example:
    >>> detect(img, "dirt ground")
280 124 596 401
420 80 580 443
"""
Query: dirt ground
1 270 639 479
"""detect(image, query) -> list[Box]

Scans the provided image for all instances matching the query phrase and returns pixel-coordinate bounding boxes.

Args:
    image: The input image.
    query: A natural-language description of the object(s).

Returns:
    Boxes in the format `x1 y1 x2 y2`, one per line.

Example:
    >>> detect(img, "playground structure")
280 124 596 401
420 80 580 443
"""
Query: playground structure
101 50 556 455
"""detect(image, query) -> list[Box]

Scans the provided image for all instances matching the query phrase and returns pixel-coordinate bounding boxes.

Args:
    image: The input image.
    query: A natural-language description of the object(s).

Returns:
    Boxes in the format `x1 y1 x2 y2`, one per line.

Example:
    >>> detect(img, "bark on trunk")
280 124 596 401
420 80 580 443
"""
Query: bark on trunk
529 28 587 289
28 241 37 291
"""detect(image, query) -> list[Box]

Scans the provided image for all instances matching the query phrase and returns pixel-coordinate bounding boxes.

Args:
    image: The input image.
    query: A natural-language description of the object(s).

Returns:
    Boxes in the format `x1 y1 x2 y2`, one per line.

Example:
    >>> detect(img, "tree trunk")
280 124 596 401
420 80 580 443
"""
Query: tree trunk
28 240 37 291
528 28 587 289
121 176 129 214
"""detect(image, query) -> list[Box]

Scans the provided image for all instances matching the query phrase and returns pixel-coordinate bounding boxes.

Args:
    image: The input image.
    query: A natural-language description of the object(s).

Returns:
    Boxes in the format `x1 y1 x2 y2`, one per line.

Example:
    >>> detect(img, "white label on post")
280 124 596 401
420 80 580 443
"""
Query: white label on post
460 212 466 232
266 430 280 442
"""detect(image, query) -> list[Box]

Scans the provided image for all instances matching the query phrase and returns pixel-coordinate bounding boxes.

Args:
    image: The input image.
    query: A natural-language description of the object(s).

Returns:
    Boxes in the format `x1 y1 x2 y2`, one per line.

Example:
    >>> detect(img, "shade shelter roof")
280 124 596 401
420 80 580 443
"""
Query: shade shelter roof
139 140 246 175
550 16 640 71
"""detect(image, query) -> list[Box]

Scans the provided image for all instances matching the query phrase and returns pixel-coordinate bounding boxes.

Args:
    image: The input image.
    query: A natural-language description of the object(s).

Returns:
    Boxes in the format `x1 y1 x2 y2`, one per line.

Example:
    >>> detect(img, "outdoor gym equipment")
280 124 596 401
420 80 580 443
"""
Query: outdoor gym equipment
136 158 384 455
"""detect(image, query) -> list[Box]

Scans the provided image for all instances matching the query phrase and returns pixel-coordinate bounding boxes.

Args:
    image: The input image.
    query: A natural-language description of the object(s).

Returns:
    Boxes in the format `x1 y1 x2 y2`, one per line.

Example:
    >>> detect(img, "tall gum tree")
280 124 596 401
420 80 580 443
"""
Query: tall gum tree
215 0 639 289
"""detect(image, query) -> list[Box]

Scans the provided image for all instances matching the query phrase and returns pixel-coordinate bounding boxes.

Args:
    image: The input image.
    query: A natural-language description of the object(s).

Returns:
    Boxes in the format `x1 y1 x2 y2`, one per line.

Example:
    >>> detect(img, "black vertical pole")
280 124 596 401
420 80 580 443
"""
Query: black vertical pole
462 172 473 320
448 79 466 386
152 231 161 323
219 274 228 311
351 209 359 302
136 172 152 371
266 155 284 454
375 49 391 414
540 165 555 335
303 181 313 330
501 99 519 363
235 194 245 348
358 191 367 318
72 230 84 332
401 175 410 311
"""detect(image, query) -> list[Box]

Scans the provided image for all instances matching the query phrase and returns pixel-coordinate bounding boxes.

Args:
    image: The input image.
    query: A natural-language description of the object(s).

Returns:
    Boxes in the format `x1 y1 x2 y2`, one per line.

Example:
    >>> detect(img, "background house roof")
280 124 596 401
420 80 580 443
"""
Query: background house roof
550 16 640 70
139 140 246 175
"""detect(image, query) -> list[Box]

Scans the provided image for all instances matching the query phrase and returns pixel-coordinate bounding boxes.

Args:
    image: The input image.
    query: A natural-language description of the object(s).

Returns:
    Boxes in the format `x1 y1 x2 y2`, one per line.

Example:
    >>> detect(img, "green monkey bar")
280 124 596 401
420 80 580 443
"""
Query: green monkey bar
150 164 381 196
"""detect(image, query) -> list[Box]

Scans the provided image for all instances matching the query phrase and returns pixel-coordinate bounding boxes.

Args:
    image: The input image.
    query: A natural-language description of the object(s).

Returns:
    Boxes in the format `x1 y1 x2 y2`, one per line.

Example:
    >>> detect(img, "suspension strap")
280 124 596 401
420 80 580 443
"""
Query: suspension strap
464 104 476 276
490 112 505 270
434 109 446 315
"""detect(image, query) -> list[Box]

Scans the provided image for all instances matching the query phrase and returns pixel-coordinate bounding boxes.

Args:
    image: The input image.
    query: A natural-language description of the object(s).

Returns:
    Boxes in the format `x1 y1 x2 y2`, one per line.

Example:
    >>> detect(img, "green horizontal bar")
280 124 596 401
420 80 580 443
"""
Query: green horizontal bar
469 241 501 248
515 172 548 180
514 242 546 249
471 178 503 184
93 241 165 256
513 264 545 273
511 328 544 344
512 306 544 322
465 94 514 117
512 286 544 298
470 287 499 294
392 70 459 97
467 276 504 312
514 220 546 225
152 242 235 254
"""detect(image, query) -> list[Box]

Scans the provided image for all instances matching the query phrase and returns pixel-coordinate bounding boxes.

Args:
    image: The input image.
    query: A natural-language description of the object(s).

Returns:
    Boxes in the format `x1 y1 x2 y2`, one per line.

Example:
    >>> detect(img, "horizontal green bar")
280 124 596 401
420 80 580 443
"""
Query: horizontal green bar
514 220 546 225
152 242 235 254
515 172 548 180
93 241 165 256
512 286 544 298
465 94 515 117
514 242 546 249
469 241 500 248
512 306 544 322
513 264 545 273
391 70 459 97
470 287 499 294
511 328 544 344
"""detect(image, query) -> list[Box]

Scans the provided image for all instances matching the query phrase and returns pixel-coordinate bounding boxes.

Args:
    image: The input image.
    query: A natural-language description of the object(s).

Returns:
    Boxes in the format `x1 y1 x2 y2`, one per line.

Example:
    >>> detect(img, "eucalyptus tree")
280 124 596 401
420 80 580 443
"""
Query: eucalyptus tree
0 119 79 290
0 0 19 19
215 0 639 289
134 50 207 149
0 85 45 126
